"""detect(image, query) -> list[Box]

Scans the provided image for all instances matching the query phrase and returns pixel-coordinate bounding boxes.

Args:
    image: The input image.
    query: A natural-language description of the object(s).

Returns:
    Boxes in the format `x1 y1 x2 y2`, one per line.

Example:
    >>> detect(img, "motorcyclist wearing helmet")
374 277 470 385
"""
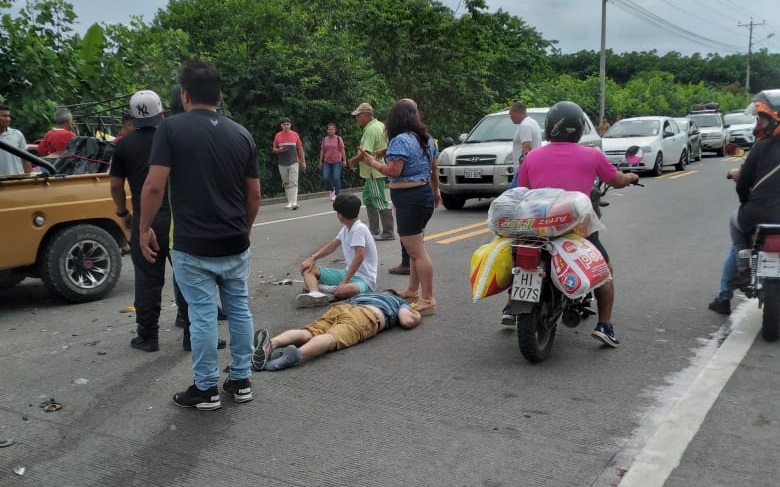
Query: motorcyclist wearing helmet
709 90 780 315
729 90 780 270
514 101 639 348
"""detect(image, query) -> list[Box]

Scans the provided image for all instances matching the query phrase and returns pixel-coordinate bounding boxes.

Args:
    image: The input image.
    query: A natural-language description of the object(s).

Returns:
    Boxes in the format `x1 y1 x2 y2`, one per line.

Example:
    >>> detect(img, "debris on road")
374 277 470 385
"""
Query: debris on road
39 398 62 412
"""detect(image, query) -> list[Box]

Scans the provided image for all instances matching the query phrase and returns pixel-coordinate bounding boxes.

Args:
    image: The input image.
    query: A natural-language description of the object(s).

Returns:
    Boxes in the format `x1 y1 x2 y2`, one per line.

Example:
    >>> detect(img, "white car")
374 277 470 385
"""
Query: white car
601 116 688 175
723 112 756 148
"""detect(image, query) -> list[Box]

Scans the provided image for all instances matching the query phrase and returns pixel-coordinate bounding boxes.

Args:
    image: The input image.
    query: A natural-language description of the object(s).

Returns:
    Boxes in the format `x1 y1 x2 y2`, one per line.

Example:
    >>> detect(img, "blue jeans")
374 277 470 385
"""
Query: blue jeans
718 245 738 301
171 249 254 389
323 162 342 194
729 209 751 253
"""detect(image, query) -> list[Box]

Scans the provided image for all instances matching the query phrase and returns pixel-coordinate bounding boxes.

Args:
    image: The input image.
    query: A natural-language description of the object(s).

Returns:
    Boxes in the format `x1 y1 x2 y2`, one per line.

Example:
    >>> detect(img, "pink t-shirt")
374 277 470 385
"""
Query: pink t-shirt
320 135 344 163
518 142 617 195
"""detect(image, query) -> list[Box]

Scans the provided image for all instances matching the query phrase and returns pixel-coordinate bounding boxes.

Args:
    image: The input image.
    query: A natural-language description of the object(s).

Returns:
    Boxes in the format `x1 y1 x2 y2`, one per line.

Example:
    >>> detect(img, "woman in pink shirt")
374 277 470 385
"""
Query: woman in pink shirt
318 123 347 201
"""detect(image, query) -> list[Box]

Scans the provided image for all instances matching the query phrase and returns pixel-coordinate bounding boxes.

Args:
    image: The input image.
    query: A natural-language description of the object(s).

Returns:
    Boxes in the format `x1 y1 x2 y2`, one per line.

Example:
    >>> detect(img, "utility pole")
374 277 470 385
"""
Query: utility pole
599 0 607 121
738 18 766 94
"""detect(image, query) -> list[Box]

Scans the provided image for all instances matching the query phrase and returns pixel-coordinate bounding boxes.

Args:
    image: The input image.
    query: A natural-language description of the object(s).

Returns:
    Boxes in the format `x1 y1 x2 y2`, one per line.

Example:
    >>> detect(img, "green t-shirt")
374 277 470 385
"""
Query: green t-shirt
358 118 387 179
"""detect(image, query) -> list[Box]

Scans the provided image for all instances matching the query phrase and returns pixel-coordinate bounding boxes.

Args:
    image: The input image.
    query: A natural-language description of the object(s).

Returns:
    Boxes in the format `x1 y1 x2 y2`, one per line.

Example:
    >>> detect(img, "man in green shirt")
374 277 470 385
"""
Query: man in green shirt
348 102 395 241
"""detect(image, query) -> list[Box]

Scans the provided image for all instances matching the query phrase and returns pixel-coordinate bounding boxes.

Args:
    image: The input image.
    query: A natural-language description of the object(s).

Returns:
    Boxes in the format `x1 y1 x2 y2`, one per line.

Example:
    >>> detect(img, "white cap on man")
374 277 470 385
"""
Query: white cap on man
130 90 163 128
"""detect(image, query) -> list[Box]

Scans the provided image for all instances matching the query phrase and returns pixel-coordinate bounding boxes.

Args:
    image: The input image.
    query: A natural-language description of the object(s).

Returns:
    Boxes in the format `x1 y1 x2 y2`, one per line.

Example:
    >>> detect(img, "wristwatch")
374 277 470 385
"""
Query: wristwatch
116 208 130 217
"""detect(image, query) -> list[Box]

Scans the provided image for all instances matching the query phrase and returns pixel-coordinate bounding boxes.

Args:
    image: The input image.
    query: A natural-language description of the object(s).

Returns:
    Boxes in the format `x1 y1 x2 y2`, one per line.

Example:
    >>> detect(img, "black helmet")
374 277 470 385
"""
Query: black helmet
545 101 585 143
746 89 780 140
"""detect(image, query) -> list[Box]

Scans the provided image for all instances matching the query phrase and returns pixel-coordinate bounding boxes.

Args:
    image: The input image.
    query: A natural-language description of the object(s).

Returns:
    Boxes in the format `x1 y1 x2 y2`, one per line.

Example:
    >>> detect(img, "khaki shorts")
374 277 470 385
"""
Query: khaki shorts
305 303 382 350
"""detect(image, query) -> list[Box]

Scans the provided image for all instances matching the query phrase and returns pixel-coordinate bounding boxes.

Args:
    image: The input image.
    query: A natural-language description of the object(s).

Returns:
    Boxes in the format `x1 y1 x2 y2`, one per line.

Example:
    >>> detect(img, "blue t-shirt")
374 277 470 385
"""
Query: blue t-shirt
345 292 411 329
385 132 437 183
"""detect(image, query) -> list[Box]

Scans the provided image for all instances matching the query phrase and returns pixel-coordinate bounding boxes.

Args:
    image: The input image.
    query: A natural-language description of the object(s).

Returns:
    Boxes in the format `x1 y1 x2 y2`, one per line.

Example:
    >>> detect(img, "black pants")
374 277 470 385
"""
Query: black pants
130 212 170 339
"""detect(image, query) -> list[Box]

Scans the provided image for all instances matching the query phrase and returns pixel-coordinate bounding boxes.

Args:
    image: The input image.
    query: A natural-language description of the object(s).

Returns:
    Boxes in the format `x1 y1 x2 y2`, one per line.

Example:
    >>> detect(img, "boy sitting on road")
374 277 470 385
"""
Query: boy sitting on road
253 290 422 371
294 194 378 308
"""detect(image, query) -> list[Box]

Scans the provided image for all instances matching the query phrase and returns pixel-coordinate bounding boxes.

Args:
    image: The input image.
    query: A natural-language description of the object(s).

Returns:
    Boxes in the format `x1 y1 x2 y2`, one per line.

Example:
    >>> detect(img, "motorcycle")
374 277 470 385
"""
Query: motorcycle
507 147 643 363
726 144 780 342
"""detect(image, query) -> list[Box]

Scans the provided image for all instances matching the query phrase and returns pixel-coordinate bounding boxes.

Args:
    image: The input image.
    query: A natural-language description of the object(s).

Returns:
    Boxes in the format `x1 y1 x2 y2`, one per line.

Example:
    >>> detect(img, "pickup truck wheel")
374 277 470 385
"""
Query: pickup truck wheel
441 193 466 210
716 146 725 157
40 224 122 303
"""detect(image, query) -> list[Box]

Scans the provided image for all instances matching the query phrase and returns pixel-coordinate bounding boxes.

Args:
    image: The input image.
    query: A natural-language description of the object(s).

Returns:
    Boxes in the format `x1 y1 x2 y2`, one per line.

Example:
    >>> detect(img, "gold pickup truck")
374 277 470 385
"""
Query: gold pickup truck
0 139 130 302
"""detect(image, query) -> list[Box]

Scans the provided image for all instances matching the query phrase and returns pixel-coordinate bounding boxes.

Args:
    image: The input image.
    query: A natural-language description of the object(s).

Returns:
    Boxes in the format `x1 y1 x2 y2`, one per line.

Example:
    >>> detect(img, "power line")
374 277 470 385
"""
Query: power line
611 0 744 53
657 0 743 38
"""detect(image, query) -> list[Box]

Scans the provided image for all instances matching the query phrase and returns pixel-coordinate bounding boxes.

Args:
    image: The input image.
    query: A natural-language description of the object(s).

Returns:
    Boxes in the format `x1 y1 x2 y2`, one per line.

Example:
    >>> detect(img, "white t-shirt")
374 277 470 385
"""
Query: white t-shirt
337 219 378 290
512 116 543 166
0 127 27 175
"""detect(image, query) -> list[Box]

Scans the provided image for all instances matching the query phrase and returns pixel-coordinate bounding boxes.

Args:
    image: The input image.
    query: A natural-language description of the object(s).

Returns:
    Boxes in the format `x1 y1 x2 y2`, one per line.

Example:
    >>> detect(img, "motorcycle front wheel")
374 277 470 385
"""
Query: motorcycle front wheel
761 279 779 342
516 303 557 364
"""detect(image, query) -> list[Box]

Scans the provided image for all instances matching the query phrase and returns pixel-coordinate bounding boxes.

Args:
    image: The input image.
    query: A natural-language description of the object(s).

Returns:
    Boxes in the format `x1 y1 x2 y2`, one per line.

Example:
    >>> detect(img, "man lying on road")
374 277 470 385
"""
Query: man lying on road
252 290 422 371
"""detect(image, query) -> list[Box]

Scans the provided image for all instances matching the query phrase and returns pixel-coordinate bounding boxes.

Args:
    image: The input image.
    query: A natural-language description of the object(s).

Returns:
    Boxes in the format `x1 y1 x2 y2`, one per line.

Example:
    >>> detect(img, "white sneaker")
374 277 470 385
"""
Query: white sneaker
329 190 336 201
285 203 293 209
294 291 330 308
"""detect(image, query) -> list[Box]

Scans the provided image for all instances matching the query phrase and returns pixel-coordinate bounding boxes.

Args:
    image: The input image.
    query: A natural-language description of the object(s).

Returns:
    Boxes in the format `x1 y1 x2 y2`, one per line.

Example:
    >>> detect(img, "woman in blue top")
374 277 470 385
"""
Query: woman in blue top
359 98 440 316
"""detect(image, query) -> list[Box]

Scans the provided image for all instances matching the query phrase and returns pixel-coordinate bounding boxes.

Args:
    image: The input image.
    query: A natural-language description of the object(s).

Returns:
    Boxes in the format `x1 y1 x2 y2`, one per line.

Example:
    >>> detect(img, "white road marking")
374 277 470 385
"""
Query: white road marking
618 303 761 486
252 210 334 227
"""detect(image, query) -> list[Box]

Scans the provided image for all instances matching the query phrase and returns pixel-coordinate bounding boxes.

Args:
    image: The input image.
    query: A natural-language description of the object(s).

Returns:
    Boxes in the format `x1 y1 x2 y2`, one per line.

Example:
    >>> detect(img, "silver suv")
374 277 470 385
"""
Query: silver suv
436 107 601 209
687 111 728 157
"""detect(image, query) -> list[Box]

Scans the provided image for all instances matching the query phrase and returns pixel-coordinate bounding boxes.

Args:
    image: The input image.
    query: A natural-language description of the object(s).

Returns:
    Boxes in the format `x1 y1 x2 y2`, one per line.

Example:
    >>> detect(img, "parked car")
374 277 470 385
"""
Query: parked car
601 116 688 175
436 107 601 210
673 117 702 162
687 111 728 156
723 112 756 149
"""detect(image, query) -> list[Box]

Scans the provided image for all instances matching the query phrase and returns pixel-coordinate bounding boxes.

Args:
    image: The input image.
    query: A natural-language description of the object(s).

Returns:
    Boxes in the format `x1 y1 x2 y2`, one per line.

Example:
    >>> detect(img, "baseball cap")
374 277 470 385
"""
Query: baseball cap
130 90 164 128
351 102 373 116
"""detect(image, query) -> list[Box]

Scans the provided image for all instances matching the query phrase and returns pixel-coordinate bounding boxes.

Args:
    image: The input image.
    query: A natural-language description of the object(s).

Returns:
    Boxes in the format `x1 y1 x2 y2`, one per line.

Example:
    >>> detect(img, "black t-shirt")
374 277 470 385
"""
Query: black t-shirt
109 127 170 217
736 136 780 228
149 109 259 257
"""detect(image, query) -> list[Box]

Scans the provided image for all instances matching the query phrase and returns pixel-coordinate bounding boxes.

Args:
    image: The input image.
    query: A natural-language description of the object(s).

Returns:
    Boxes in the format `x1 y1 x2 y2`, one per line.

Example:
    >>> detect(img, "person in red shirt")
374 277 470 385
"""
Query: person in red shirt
272 117 307 209
38 107 76 157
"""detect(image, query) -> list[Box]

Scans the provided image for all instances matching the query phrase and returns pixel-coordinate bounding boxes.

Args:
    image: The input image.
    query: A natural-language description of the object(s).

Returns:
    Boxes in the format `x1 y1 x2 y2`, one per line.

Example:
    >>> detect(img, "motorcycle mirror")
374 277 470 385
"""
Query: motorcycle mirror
725 143 744 157
625 145 644 165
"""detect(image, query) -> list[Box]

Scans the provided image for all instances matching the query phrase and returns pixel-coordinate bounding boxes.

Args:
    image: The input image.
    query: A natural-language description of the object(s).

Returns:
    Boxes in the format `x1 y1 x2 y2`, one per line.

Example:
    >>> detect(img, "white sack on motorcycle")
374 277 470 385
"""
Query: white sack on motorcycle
549 234 612 299
487 187 605 238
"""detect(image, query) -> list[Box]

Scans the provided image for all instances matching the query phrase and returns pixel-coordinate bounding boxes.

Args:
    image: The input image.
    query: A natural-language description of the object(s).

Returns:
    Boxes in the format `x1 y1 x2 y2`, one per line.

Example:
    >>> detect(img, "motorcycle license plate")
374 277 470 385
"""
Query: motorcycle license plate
757 252 780 278
511 269 543 302
464 169 481 179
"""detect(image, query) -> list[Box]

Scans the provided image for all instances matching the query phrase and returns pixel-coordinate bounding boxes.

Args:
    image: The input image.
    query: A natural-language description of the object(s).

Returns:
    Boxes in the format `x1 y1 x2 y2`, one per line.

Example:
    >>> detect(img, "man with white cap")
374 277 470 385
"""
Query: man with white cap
110 90 171 352
348 102 395 241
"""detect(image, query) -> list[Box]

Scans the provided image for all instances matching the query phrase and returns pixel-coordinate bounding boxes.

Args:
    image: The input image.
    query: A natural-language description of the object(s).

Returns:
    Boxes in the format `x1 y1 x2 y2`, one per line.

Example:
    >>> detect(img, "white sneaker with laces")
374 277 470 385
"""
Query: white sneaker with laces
294 291 330 308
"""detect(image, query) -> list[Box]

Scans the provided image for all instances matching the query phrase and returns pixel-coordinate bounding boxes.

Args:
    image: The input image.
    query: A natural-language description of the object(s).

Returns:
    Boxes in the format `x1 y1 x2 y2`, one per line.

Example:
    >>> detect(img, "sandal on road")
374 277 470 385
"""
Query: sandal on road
411 298 436 316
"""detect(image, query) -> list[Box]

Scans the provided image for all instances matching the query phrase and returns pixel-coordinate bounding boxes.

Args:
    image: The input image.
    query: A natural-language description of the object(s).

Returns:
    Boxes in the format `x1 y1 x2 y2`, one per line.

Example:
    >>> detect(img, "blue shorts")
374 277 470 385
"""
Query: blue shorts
319 267 372 293
390 184 434 237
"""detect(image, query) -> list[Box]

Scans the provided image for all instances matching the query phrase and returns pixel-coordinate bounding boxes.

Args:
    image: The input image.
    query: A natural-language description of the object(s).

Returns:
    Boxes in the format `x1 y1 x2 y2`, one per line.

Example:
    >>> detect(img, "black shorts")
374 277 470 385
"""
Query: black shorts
390 184 434 237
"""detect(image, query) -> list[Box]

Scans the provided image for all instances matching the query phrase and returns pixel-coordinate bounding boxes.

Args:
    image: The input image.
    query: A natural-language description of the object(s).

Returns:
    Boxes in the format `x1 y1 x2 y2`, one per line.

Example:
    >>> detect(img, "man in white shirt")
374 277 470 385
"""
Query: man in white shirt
509 102 542 186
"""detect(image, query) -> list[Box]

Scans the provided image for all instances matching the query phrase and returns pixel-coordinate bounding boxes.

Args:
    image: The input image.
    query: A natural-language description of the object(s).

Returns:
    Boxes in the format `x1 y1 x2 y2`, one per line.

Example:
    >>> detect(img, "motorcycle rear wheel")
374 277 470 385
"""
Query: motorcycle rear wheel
761 279 779 342
516 303 556 363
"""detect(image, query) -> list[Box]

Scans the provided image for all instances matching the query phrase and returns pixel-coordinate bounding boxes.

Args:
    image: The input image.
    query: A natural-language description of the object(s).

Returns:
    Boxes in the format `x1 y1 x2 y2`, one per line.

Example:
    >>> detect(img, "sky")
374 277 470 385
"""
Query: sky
8 0 780 56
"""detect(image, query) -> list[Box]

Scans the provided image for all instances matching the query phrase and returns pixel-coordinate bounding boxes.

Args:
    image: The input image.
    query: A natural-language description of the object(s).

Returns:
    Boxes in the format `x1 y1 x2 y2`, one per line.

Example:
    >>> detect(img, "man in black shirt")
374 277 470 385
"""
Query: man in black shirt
110 90 169 352
140 59 261 411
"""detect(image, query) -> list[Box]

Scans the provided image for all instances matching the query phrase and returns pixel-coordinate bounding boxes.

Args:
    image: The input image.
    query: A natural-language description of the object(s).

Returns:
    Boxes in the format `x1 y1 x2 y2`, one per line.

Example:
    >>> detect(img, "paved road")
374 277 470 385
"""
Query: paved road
1 154 777 486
